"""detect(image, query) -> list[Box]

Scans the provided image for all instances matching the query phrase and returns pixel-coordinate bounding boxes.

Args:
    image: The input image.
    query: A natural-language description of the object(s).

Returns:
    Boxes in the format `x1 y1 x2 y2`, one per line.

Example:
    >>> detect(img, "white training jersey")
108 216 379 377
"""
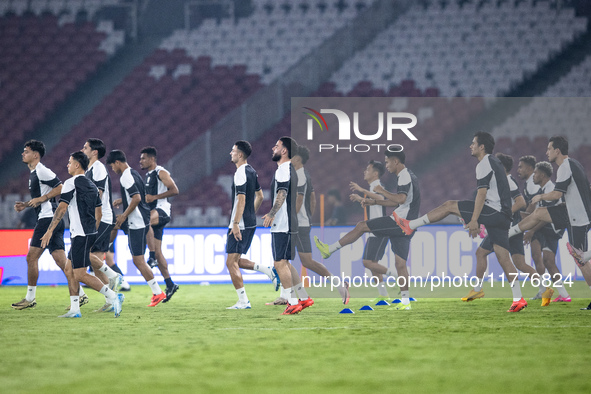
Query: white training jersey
555 158 591 226
145 165 172 216
29 162 61 220
86 160 114 225
271 161 291 233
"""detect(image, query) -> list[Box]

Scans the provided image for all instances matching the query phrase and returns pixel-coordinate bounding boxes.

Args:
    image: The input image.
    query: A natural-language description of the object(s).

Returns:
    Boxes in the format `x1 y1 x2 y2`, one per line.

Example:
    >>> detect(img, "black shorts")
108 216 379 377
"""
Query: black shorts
128 226 148 257
151 208 171 241
366 216 412 260
568 224 590 251
91 222 114 253
272 232 294 261
537 225 564 255
547 204 569 230
226 228 256 255
481 233 524 255
294 226 312 253
68 234 96 269
363 236 389 261
458 200 511 251
30 217 65 253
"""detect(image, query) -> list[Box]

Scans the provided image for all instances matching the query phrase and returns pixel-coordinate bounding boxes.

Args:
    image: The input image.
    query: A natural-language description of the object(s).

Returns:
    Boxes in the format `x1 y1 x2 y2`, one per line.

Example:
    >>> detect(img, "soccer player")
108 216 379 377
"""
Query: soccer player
40 152 123 318
392 132 527 312
315 150 420 310
139 146 180 302
523 161 571 302
508 136 591 310
290 145 349 305
106 150 166 307
349 160 391 300
516 155 546 277
81 138 124 311
463 153 551 306
12 140 70 310
225 141 279 309
263 137 310 315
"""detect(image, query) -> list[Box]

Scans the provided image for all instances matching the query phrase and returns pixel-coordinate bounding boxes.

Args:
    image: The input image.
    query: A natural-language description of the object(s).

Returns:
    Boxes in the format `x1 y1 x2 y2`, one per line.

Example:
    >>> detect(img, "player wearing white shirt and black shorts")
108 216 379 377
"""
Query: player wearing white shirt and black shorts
107 150 166 307
40 152 123 318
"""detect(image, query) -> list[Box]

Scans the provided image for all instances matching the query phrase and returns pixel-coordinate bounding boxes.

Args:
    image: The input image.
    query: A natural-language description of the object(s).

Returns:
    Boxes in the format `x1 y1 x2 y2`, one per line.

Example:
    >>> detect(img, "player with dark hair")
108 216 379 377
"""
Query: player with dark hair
289 145 349 306
263 137 311 315
508 136 591 310
392 132 528 312
139 146 180 302
107 150 166 306
349 160 391 300
225 141 279 309
40 152 123 317
315 150 420 310
12 140 70 310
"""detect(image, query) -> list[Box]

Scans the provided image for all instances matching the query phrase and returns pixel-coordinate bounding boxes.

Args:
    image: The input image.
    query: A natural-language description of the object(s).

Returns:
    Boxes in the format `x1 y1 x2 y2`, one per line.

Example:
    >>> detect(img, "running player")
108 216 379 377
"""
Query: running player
225 141 279 309
263 137 310 315
349 160 391 301
508 136 591 310
139 146 180 302
391 132 527 312
462 153 551 306
40 152 123 318
290 145 349 305
315 150 420 310
106 150 166 307
12 140 71 310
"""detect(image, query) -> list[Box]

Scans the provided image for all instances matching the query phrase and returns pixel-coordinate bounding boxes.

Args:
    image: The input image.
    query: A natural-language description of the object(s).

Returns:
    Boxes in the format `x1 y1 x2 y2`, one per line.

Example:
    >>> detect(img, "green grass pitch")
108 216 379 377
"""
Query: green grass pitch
1 283 591 394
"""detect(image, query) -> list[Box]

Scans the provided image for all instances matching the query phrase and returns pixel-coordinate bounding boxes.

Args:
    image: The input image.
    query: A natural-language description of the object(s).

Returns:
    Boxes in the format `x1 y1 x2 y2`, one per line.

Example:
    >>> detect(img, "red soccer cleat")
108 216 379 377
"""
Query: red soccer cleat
148 292 167 307
281 303 303 315
507 297 528 312
299 297 314 310
392 212 414 235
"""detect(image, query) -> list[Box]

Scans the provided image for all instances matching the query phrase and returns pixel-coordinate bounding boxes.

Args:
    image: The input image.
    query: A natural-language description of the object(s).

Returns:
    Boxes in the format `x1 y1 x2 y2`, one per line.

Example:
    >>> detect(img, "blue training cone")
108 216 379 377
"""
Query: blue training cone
392 298 417 304
359 305 374 311
375 300 390 306
339 308 355 314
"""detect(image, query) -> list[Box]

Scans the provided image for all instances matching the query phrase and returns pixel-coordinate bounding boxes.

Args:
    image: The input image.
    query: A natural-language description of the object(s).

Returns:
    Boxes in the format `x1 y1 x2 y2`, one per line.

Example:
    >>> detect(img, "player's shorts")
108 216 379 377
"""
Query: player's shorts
151 208 171 241
458 200 511 251
294 226 312 253
30 217 65 253
68 234 97 269
481 233 524 255
362 236 389 261
91 222 114 253
128 225 148 257
536 224 564 255
547 204 569 230
272 232 294 261
366 216 413 260
226 228 256 255
569 224 590 251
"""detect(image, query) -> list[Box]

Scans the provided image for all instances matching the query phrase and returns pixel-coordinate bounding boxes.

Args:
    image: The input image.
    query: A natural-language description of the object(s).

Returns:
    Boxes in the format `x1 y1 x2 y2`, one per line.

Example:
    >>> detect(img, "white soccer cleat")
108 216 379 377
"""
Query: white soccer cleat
226 301 251 310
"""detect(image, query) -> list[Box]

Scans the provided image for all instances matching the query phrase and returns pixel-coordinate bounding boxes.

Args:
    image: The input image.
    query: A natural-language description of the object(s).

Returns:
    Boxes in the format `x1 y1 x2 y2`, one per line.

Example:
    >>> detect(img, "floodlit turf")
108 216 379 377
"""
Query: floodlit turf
2 283 591 394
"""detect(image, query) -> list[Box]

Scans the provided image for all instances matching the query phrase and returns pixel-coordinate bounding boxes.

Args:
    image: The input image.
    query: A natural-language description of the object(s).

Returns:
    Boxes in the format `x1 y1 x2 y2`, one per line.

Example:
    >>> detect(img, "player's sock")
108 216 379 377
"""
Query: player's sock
400 290 410 305
110 264 123 275
164 277 174 289
511 281 522 302
409 214 430 230
295 283 309 300
328 242 343 254
508 225 523 238
99 263 118 280
385 269 396 278
70 296 80 314
149 251 156 260
236 287 248 303
280 285 290 300
474 278 483 292
378 281 389 297
78 286 86 297
99 285 117 303
538 283 546 292
26 286 36 301
288 287 299 306
147 279 163 295
253 263 273 278
554 281 570 298
584 250 591 262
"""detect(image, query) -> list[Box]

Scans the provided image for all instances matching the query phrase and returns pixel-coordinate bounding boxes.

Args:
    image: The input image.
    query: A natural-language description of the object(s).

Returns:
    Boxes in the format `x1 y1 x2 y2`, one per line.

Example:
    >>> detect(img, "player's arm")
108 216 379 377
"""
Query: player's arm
467 188 487 238
231 194 246 240
40 202 67 248
115 193 140 229
296 193 304 213
349 181 369 195
254 189 264 213
310 191 316 216
531 190 562 204
512 195 526 214
263 189 286 227
27 184 63 208
96 206 102 229
373 184 406 204
146 171 179 203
